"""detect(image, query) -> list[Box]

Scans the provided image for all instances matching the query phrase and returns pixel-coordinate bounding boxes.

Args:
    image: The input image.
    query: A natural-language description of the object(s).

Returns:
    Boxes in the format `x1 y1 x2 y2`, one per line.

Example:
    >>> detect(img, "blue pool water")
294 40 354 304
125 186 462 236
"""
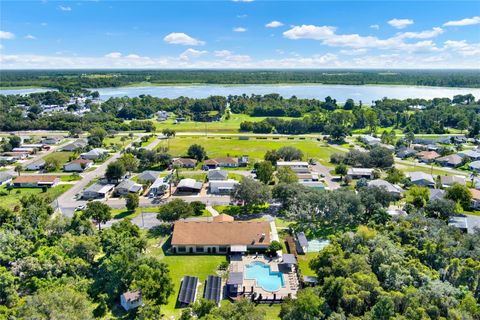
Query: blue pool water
245 261 284 292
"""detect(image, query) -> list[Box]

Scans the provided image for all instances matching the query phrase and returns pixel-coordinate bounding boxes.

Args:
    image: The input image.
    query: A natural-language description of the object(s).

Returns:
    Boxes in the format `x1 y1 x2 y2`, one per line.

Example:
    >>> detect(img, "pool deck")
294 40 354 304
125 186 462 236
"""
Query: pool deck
229 255 299 299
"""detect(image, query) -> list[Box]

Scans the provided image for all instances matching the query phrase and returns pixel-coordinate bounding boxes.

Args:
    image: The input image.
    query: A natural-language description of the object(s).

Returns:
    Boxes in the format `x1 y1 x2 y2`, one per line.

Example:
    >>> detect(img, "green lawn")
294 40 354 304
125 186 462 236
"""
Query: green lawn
157 136 341 165
41 151 75 171
0 184 73 209
152 114 298 134
140 135 157 147
297 253 318 277
60 174 82 182
396 162 468 177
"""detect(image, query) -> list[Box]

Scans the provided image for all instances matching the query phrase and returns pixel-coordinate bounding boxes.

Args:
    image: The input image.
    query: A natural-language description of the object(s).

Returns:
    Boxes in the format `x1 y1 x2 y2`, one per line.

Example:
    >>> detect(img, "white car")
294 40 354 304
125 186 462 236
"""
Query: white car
75 205 86 211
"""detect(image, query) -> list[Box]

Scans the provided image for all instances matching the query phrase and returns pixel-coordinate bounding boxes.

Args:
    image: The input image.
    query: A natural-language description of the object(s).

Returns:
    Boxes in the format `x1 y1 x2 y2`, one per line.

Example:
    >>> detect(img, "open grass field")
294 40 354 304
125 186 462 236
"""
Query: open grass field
396 162 469 177
0 184 73 209
153 114 297 134
297 253 318 277
157 136 342 165
40 151 75 171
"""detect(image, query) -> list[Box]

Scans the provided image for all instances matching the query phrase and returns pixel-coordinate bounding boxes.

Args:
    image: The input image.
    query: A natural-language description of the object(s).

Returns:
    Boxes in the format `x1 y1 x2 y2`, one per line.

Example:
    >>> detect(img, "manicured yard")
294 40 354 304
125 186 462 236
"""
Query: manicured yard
152 114 298 134
140 135 157 147
156 136 341 165
0 184 73 209
41 151 75 171
60 174 82 182
297 253 318 277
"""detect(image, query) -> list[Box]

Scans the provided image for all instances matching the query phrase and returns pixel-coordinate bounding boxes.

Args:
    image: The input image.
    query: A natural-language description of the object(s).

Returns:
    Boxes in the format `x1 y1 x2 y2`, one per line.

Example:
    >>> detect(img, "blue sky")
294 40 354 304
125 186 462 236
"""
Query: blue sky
1 0 479 69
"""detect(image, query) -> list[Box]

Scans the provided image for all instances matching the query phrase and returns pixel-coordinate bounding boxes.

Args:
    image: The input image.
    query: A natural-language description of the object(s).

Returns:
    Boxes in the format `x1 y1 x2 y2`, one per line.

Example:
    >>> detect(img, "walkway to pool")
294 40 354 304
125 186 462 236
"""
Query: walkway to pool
229 254 299 300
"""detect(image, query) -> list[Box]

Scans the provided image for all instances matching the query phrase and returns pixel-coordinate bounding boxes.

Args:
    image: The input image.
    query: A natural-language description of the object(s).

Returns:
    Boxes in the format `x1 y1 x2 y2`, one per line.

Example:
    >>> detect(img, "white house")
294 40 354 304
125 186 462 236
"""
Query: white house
82 183 115 200
209 179 239 194
347 168 374 179
26 159 46 171
120 291 143 311
149 176 169 197
115 179 143 196
64 159 93 172
0 172 13 186
276 161 310 174
407 172 435 187
80 148 109 161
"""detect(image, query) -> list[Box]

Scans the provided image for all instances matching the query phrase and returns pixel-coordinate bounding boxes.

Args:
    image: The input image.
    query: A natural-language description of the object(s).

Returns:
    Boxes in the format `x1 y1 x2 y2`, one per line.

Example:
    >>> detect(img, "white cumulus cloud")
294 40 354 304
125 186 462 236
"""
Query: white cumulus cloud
24 34 36 40
266 21 284 28
0 31 15 39
163 32 205 46
58 5 72 11
443 16 480 27
179 48 208 60
283 25 336 40
233 27 247 32
370 24 380 30
395 27 444 39
104 52 122 58
388 18 414 29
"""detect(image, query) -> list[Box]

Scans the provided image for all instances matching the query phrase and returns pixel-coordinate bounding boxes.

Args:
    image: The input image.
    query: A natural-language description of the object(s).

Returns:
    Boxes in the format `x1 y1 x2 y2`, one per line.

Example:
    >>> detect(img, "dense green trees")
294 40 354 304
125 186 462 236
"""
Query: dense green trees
84 201 112 230
232 177 271 211
157 199 194 222
187 144 207 161
255 161 274 184
105 160 126 183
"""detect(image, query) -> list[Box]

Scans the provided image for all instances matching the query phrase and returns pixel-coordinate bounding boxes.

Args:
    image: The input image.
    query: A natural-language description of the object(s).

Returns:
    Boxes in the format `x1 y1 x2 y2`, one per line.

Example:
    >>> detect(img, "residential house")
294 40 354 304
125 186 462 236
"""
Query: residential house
458 150 480 161
448 216 468 233
295 232 309 254
2 152 28 160
176 178 203 193
435 154 463 168
429 189 446 201
13 175 59 188
0 172 13 186
62 139 88 152
359 135 381 146
41 137 61 145
407 172 435 187
297 172 319 182
12 147 35 154
276 161 310 174
149 177 169 197
173 158 197 169
207 169 228 181
21 144 45 150
0 156 16 164
82 183 115 200
63 159 93 172
426 144 440 151
470 189 480 210
440 175 466 188
368 179 404 198
396 147 417 159
204 157 239 169
156 111 169 122
120 291 143 311
80 148 109 161
299 181 325 191
347 168 374 179
137 170 162 183
416 151 440 163
209 179 239 194
171 214 271 254
26 159 46 171
115 179 143 196
469 161 480 172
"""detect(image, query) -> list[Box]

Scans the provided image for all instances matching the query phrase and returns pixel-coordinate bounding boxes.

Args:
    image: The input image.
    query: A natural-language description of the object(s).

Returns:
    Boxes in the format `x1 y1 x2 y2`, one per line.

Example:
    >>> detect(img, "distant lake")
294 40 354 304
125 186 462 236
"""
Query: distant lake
2 84 480 103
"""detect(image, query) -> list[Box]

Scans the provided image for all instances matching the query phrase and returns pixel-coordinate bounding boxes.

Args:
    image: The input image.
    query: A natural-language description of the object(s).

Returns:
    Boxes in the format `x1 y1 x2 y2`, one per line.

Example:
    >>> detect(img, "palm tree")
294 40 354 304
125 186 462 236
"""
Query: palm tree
470 171 478 187
162 128 176 149
14 164 22 176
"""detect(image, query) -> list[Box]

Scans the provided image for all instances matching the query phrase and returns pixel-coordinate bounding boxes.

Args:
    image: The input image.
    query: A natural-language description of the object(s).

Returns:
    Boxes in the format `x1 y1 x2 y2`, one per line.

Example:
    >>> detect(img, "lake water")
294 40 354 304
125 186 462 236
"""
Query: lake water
2 84 479 103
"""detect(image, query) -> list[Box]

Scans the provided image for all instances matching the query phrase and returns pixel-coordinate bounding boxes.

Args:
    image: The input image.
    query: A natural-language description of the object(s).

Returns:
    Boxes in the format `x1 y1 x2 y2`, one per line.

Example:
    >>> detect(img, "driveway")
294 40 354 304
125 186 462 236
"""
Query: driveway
311 163 340 190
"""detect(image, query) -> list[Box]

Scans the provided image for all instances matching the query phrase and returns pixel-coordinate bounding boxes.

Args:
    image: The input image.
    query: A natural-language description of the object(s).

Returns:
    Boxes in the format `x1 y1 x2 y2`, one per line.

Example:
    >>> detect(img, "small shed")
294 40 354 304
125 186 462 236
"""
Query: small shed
120 290 143 311
295 232 308 254
226 272 243 297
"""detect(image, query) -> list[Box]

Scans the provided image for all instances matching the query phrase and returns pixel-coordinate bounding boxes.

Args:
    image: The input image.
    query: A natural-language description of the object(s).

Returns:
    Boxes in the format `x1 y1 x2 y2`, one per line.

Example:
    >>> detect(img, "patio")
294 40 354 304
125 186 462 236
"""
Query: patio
228 254 299 301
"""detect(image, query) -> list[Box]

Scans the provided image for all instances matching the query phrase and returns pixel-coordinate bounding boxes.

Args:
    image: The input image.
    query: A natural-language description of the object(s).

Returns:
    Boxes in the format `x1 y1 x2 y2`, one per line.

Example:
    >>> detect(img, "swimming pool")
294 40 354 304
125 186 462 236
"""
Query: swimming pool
245 261 284 292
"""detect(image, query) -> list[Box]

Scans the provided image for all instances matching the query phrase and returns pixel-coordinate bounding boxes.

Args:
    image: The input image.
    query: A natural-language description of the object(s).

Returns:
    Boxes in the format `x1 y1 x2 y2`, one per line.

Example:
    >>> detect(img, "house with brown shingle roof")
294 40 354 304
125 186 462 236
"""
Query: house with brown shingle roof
171 215 271 254
13 175 59 188
204 157 239 169
416 151 440 163
470 188 480 210
173 158 197 168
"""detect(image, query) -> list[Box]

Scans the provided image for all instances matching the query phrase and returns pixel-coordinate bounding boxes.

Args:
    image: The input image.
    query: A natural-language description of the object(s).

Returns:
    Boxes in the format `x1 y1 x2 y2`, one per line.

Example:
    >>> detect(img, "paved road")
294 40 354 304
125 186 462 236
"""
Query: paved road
311 163 340 190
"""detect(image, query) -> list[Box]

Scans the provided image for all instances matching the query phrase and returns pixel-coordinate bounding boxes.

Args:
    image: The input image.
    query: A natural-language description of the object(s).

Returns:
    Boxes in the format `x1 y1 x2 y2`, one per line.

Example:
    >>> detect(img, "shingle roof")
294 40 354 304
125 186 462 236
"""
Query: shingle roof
407 172 435 184
207 169 228 180
436 154 463 165
0 172 12 182
177 178 203 190
137 170 162 182
171 220 271 246
14 175 58 184
368 179 404 194
440 175 466 186
416 151 440 160
122 291 141 302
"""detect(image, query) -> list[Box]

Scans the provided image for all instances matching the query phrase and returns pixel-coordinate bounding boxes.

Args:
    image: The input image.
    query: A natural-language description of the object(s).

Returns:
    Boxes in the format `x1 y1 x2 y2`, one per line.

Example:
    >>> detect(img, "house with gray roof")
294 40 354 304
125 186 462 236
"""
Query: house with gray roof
368 179 404 197
176 178 203 193
396 147 417 159
469 160 480 172
115 179 143 196
137 170 162 183
347 168 374 179
407 172 435 187
82 183 115 200
149 177 169 197
448 216 468 233
0 172 13 186
458 150 480 161
435 154 463 168
80 148 109 161
209 179 238 194
440 175 466 188
26 159 46 171
62 139 87 152
207 169 228 181
429 189 446 201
